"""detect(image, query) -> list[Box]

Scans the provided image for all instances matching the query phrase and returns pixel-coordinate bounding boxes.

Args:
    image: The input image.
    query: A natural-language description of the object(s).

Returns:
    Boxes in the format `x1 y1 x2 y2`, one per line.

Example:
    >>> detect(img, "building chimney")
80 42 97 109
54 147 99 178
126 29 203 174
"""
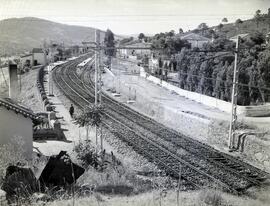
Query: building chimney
8 63 18 99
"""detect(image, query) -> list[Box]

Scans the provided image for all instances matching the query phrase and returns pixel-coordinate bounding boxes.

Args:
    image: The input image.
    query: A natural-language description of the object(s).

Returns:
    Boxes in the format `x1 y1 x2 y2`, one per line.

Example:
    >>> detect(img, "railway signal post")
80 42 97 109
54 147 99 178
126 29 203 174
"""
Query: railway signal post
228 35 240 151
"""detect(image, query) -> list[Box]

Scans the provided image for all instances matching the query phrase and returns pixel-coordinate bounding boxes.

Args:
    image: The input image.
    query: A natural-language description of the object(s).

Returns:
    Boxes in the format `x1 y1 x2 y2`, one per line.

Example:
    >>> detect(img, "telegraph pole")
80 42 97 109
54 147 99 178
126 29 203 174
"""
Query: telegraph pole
98 44 103 152
228 35 240 150
95 29 100 152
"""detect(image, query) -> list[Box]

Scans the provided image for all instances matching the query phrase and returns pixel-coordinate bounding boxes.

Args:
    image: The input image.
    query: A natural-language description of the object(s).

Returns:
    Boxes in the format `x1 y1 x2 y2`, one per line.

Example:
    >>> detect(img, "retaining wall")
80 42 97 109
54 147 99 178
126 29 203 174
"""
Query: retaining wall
140 68 270 117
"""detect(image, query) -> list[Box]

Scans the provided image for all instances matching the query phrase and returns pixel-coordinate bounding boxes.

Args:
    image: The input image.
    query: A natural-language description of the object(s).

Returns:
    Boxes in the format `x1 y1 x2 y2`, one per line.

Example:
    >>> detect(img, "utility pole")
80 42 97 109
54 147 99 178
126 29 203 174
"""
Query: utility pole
95 29 100 152
99 42 103 152
228 35 240 150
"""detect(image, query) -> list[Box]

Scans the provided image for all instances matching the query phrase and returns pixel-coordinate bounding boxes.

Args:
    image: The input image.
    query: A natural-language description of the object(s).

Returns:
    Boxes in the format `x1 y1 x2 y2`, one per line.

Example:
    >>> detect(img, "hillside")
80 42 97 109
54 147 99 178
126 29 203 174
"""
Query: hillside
215 17 270 38
0 17 107 56
190 15 270 40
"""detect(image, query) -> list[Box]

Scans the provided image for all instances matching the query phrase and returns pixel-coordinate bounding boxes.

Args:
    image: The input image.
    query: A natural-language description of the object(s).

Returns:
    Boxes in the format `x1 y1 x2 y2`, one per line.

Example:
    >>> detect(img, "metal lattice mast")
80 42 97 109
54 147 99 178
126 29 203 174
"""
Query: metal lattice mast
228 35 240 150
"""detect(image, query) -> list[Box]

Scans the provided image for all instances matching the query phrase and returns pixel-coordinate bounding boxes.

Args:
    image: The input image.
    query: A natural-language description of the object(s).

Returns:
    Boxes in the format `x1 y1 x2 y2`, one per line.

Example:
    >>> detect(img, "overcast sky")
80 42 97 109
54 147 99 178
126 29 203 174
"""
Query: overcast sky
0 0 269 35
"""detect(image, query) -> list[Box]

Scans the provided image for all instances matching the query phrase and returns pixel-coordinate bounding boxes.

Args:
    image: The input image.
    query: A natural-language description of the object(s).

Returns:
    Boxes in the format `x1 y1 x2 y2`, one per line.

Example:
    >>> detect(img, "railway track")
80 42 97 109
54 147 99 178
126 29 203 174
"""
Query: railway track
52 56 269 194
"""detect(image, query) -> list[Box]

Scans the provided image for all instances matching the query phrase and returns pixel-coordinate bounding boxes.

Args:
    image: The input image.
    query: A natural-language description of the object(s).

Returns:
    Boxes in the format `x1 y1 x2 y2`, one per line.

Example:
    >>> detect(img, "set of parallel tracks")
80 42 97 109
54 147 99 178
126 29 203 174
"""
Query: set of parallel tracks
52 55 269 194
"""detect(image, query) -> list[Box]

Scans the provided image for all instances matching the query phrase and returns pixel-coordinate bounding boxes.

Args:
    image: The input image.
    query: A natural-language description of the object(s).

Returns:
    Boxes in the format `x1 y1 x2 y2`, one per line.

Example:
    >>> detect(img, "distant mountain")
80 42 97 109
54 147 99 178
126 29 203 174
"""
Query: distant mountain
0 17 122 56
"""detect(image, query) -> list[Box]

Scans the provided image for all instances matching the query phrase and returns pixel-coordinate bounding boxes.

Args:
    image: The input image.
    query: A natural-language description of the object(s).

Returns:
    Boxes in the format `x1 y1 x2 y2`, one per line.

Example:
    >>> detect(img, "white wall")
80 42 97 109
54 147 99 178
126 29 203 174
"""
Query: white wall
140 67 270 116
0 107 33 160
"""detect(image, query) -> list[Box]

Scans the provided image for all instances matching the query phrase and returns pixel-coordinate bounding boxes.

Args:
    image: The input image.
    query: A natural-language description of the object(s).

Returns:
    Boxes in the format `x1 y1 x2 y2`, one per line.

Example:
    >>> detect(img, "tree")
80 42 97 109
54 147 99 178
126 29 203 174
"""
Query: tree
75 105 104 146
254 9 262 28
197 23 208 35
138 33 145 40
235 19 243 31
235 18 243 24
179 28 184 34
104 29 115 67
250 32 265 45
217 23 224 30
222 18 228 23
168 30 175 37
104 29 115 57
198 23 208 30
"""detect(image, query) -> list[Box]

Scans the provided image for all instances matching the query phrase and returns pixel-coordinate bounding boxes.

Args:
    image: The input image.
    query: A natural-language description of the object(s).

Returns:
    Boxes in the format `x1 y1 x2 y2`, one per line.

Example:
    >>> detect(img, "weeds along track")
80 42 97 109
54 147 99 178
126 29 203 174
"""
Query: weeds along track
53 56 269 194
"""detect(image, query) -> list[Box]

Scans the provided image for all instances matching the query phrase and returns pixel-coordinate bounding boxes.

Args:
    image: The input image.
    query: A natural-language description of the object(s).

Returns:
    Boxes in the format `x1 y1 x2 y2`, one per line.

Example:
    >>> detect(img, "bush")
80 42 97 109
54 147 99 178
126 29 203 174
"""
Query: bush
0 136 28 182
73 140 97 168
198 189 223 206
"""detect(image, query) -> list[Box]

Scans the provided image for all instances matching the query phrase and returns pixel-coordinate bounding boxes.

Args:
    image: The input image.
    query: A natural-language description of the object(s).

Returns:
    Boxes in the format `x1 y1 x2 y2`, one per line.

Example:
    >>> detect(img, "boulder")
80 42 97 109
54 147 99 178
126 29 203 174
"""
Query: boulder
39 151 85 187
1 166 40 202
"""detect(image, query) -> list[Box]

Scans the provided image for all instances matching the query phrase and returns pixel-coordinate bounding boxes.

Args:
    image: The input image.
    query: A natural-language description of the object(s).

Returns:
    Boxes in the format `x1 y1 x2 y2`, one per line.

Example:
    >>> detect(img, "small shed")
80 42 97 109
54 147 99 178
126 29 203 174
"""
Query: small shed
32 48 46 66
0 98 37 161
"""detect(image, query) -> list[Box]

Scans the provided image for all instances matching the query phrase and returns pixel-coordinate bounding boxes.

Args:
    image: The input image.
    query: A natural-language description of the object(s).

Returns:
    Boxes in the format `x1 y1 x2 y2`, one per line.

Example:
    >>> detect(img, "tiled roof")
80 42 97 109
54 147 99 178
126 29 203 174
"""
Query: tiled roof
32 48 44 53
0 98 37 121
20 53 32 58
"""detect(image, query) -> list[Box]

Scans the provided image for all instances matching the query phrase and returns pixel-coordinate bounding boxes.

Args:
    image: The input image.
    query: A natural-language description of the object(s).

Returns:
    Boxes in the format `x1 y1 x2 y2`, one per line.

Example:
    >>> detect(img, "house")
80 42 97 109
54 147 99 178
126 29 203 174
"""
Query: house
0 98 37 161
119 42 152 59
32 48 46 66
178 33 211 48
20 53 33 68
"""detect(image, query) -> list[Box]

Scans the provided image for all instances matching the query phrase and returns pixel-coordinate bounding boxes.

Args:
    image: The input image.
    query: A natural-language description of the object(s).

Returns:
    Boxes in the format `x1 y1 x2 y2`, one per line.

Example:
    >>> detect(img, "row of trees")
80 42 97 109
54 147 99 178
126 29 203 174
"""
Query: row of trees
174 35 270 105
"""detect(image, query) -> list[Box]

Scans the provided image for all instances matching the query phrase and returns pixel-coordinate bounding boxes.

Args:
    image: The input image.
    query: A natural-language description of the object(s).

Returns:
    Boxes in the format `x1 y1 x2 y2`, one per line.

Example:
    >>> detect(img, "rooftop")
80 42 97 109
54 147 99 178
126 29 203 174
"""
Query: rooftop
20 53 32 58
178 33 211 41
32 48 44 53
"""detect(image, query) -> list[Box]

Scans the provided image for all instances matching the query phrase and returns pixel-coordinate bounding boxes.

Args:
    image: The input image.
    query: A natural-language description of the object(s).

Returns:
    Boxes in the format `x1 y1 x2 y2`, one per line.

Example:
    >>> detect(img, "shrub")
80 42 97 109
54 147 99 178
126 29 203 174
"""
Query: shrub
73 140 97 168
0 136 28 182
198 189 223 206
